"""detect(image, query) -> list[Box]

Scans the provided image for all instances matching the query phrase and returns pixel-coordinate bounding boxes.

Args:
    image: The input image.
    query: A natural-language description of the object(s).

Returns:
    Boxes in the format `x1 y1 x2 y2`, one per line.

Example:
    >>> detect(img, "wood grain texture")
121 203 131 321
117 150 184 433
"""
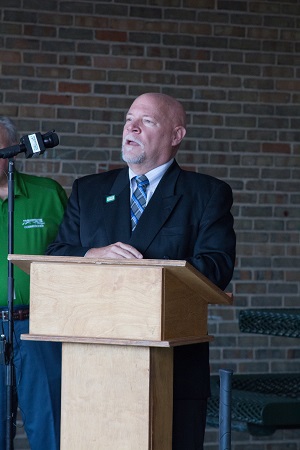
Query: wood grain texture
60 343 173 450
29 263 163 340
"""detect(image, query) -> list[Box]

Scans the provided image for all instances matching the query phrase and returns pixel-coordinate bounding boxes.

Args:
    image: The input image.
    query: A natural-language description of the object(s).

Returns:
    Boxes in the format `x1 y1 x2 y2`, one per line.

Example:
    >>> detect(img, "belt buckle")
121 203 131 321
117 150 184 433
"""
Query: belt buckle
18 309 25 320
1 311 8 321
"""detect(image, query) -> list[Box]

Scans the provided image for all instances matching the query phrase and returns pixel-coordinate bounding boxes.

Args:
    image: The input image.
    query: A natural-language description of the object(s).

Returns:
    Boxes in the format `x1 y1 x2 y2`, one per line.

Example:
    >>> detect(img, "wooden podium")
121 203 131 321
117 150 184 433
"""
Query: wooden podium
9 254 232 450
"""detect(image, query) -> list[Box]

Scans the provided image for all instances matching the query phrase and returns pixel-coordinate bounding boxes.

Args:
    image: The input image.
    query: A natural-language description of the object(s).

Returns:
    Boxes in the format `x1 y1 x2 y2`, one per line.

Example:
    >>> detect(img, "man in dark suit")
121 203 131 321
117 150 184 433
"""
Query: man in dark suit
47 92 236 449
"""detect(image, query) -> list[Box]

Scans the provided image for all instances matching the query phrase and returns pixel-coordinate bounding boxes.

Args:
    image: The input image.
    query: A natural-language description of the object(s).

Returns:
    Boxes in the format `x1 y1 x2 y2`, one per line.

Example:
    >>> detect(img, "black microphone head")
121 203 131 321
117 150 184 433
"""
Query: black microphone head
42 131 59 148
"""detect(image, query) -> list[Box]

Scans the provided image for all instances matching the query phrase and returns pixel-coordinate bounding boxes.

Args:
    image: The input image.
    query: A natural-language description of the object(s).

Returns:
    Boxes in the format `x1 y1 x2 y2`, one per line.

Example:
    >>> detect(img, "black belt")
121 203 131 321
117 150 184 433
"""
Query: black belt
1 308 30 321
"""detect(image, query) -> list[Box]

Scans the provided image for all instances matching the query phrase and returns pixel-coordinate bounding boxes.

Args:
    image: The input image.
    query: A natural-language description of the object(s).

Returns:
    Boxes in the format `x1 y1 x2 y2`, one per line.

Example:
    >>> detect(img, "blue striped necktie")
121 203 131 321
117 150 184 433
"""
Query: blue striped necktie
130 175 149 231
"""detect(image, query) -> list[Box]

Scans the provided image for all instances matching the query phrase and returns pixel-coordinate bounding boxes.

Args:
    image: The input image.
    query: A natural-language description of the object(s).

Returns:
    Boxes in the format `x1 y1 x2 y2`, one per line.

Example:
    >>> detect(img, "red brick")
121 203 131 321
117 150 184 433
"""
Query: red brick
95 30 127 42
58 82 91 94
40 94 72 105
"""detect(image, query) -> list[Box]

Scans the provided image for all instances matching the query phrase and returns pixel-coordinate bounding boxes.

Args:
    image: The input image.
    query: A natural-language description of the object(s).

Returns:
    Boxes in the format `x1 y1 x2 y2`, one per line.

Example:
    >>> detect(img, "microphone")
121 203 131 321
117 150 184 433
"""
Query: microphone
0 130 59 159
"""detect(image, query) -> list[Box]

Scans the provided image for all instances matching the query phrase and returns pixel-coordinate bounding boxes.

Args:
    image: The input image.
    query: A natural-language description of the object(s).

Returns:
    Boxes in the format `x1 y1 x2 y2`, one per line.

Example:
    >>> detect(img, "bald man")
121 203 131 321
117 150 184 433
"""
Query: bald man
47 93 236 449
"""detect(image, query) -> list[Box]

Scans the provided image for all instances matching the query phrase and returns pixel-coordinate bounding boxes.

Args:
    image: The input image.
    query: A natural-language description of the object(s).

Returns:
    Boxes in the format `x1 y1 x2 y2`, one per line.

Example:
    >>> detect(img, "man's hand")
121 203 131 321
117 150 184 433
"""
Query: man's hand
84 242 143 259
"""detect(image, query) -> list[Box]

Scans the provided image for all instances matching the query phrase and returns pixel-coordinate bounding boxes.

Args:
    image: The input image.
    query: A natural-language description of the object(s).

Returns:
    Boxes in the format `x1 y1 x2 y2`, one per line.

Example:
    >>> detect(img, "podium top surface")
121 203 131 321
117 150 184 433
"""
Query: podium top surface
8 254 232 305
9 254 191 273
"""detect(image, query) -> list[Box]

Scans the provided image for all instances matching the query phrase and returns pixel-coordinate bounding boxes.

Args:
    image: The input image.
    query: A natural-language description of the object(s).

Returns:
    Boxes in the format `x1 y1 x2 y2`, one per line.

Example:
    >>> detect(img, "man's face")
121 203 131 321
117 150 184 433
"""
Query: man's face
122 94 183 173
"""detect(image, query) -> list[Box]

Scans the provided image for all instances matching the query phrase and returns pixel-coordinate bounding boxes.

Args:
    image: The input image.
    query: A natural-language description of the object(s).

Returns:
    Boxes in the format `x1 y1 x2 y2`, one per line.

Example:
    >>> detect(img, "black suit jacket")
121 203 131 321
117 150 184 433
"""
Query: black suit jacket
47 160 236 399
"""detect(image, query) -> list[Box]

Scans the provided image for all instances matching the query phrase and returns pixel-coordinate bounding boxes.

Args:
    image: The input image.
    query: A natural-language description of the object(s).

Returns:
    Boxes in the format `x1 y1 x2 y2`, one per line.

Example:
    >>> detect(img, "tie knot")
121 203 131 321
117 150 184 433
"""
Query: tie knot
135 175 149 189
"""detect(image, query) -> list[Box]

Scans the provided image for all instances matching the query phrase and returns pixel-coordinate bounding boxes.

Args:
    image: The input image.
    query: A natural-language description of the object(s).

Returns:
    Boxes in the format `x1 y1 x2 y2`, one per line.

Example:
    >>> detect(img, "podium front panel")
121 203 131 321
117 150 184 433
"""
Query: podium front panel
29 263 163 340
28 260 215 342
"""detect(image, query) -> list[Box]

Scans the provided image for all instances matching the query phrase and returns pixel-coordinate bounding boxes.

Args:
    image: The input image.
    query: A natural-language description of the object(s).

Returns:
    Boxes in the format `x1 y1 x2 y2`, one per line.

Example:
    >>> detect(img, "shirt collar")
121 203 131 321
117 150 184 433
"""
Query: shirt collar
129 159 174 187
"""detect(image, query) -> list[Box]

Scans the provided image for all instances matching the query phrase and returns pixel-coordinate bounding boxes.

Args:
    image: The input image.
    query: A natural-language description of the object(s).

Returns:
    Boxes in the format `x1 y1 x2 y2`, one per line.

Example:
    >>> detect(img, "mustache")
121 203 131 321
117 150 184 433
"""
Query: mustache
122 134 144 148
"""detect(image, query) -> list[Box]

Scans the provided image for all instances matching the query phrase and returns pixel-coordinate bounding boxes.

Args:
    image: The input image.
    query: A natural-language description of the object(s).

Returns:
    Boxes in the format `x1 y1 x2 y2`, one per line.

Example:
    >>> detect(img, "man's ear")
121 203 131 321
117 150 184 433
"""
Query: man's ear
172 126 186 146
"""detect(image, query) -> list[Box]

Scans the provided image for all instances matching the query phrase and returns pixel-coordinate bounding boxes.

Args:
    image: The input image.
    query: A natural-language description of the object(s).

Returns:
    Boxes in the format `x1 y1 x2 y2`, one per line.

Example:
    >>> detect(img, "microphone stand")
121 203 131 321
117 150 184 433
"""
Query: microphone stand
5 158 15 450
0 130 59 449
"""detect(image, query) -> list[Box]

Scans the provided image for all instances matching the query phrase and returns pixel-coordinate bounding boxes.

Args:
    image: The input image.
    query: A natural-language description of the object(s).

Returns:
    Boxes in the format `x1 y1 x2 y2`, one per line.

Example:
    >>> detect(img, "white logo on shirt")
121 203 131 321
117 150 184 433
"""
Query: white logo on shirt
22 218 45 229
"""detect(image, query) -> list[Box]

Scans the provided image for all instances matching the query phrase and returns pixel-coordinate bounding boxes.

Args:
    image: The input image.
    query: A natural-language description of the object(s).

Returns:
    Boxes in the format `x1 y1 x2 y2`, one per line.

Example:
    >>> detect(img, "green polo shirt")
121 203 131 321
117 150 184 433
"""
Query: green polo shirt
0 171 67 307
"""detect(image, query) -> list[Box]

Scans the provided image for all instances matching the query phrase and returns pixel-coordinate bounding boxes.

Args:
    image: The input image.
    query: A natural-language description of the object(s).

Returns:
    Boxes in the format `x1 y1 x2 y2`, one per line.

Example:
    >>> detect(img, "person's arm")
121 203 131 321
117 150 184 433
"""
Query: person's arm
187 182 236 290
46 179 143 259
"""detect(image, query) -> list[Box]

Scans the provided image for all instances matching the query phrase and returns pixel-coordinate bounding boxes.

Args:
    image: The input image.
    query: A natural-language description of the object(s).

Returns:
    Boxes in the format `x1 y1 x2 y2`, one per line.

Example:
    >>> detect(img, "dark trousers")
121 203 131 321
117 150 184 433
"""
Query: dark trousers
172 398 207 450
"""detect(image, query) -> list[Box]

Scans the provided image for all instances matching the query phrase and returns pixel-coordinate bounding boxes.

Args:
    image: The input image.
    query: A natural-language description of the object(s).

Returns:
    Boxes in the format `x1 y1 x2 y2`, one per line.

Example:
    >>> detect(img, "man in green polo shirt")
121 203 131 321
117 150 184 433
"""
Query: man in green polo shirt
0 117 67 450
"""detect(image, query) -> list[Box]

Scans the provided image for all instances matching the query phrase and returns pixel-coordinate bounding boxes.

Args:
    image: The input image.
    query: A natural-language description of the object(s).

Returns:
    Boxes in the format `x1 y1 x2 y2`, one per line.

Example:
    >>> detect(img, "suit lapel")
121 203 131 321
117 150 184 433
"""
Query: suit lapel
103 168 131 243
129 161 182 253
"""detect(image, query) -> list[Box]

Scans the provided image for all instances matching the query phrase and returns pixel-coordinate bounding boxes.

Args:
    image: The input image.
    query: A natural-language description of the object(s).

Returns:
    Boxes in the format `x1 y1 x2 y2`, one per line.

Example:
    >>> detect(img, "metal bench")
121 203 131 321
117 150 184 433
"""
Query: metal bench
207 373 300 436
239 308 300 338
207 308 300 436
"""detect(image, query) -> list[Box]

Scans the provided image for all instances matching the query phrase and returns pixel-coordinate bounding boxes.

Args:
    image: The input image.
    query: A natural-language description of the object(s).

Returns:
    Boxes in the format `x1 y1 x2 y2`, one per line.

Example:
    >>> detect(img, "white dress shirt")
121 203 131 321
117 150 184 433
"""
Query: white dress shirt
129 159 174 205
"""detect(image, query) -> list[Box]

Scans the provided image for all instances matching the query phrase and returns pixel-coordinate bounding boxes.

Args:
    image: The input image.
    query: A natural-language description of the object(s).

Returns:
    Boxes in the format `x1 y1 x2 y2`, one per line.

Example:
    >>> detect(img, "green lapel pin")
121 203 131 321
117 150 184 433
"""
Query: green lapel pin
106 195 116 203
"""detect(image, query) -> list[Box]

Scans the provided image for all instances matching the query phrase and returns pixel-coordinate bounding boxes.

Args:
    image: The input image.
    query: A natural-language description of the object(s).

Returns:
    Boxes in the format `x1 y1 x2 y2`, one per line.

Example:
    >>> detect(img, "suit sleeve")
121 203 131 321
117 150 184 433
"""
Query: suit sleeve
187 181 236 290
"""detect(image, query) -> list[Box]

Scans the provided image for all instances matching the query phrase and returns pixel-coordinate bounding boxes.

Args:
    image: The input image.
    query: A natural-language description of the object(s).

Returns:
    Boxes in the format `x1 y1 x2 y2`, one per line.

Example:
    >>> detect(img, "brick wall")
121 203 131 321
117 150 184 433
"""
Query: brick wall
1 1 300 449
